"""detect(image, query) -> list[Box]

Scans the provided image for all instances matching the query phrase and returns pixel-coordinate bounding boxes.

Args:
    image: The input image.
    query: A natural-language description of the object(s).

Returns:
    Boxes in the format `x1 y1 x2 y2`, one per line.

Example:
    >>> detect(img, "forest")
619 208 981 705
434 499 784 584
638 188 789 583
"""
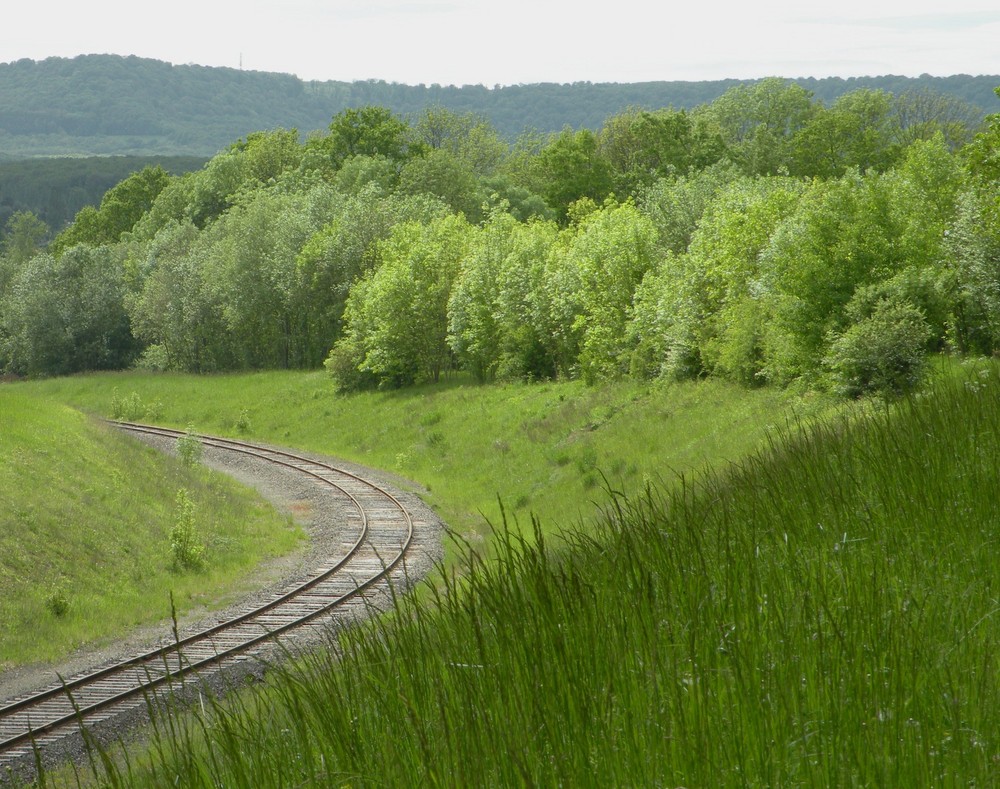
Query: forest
2 77 1000 400
0 155 206 235
1 54 998 156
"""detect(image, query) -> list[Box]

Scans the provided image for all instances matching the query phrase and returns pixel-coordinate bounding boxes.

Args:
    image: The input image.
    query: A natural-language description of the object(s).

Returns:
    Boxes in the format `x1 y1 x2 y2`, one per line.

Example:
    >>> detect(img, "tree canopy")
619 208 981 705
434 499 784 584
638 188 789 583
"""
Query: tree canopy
3 83 999 402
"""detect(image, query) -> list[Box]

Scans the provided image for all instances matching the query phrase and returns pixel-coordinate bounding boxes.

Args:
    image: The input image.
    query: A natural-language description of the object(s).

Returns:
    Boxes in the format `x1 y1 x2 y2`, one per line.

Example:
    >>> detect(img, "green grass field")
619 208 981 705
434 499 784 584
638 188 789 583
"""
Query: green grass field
19 370 841 561
47 359 1000 787
0 390 304 668
27 365 1000 785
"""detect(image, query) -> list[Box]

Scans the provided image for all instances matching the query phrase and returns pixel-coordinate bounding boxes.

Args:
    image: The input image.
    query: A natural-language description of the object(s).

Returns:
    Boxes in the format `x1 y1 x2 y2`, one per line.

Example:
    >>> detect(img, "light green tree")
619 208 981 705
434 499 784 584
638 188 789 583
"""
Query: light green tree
564 201 659 381
327 214 476 389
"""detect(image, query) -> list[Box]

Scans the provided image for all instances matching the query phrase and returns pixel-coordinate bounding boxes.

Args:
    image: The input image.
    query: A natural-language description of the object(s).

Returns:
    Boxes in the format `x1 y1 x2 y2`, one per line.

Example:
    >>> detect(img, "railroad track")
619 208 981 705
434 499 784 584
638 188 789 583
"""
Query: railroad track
0 423 421 776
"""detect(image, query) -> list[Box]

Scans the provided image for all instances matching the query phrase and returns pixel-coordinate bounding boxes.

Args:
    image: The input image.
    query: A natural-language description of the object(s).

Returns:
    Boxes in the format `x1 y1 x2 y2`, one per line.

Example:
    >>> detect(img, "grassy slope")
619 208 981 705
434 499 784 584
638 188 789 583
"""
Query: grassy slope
0 390 304 668
68 360 1000 787
20 371 840 561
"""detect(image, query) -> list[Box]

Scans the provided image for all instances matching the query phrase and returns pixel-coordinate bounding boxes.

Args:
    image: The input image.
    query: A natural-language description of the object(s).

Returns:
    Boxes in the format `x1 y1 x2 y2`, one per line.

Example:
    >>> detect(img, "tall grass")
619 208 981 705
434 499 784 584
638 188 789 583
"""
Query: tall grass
77 363 1000 786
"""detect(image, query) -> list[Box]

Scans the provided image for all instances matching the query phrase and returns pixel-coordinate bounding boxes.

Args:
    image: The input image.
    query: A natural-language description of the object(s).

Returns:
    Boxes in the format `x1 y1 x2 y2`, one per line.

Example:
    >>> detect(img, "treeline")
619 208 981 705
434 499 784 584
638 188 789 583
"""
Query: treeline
1 54 998 157
0 156 206 234
2 78 1000 399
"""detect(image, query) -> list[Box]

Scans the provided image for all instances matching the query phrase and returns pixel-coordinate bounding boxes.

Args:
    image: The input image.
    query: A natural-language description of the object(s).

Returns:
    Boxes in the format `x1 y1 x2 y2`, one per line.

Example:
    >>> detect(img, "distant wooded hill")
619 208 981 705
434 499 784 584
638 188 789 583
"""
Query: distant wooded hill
2 54 999 159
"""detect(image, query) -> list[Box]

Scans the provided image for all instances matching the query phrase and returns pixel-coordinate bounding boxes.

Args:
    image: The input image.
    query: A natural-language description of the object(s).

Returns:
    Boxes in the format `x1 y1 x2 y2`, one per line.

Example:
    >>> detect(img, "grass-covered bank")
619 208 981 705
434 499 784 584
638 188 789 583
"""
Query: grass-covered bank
0 390 304 669
18 370 840 558
73 361 1000 787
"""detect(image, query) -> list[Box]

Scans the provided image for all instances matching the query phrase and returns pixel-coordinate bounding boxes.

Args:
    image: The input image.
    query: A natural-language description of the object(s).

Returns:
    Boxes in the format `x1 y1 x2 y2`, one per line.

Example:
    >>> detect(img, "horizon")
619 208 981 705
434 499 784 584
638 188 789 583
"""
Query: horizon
3 52 999 90
3 2 999 88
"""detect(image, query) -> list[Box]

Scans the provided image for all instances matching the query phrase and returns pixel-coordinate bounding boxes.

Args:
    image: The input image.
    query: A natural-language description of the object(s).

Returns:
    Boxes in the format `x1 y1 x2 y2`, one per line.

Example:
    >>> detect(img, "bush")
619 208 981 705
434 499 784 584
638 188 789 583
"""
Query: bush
44 582 70 617
824 297 932 398
176 426 202 467
110 387 163 421
170 488 204 571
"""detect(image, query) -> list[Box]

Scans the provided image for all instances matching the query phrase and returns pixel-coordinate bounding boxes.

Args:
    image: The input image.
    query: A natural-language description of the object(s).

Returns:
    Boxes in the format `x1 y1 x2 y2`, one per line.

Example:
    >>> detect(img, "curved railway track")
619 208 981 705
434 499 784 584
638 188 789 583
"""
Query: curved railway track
0 423 425 777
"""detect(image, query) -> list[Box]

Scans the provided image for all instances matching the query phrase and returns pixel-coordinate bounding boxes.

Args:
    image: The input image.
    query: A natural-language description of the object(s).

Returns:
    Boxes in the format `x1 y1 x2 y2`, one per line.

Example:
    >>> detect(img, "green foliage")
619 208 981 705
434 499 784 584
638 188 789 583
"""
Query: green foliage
565 201 659 382
599 106 726 195
824 296 933 397
454 213 561 381
176 427 203 467
50 165 171 254
44 581 70 618
412 106 508 176
1 210 48 266
398 147 484 221
4 72 992 401
698 77 816 175
790 88 902 176
1 244 137 375
170 488 205 571
329 214 475 389
945 190 1000 353
535 127 614 222
313 106 414 169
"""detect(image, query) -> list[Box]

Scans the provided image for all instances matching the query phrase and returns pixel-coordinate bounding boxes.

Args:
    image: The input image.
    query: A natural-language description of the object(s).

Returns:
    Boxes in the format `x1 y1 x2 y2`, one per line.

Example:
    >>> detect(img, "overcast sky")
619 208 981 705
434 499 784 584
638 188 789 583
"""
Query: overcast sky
3 1 999 86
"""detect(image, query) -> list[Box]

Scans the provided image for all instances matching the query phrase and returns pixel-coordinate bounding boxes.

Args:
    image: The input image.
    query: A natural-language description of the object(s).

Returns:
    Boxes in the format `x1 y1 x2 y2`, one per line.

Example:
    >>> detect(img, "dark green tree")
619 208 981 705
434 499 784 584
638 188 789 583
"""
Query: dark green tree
535 128 614 222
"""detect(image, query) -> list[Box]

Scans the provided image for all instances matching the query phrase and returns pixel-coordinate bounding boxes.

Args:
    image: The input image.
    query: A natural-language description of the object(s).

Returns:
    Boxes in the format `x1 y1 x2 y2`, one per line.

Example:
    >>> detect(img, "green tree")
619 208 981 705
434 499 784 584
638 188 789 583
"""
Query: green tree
201 185 337 369
412 106 508 176
791 89 901 177
51 165 171 253
535 128 614 222
313 106 414 170
1 245 136 375
327 214 476 389
638 161 741 254
891 88 983 150
1 210 48 267
447 210 517 381
685 176 806 384
699 78 816 176
824 295 933 398
399 148 485 221
599 106 725 196
565 201 659 381
295 187 449 366
124 220 233 372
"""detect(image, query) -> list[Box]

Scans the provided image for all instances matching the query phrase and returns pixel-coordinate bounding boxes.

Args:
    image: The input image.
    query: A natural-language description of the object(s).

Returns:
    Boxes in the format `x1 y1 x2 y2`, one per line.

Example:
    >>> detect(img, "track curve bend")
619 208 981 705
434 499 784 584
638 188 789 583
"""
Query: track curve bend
0 423 442 779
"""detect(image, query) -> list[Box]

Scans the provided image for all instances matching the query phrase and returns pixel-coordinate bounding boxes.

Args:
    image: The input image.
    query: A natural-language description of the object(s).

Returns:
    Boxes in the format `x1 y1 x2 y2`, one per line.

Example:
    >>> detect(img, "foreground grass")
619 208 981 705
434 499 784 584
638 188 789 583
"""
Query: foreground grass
19 371 838 560
0 390 304 668
61 361 1000 786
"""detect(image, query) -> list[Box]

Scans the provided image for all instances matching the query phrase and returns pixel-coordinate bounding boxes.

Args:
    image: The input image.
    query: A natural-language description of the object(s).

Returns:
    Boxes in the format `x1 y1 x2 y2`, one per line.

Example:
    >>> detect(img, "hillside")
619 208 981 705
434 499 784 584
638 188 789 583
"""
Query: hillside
1 54 998 157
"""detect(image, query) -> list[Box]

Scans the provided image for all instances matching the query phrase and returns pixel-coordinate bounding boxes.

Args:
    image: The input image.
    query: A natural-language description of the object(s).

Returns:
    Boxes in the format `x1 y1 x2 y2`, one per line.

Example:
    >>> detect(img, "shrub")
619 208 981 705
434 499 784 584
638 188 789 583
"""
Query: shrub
170 488 204 571
44 582 70 618
824 297 932 398
176 426 202 467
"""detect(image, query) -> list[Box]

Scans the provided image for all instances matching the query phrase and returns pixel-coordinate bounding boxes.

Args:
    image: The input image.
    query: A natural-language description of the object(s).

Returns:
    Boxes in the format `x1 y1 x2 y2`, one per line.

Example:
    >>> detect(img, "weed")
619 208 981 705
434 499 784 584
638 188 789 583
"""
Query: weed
235 408 252 434
44 582 69 618
170 488 204 572
176 427 202 467
110 387 163 421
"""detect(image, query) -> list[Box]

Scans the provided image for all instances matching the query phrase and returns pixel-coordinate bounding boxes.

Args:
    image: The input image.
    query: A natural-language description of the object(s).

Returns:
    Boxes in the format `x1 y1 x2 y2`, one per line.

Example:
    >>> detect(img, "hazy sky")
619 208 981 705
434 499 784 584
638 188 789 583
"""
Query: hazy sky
3 1 999 85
